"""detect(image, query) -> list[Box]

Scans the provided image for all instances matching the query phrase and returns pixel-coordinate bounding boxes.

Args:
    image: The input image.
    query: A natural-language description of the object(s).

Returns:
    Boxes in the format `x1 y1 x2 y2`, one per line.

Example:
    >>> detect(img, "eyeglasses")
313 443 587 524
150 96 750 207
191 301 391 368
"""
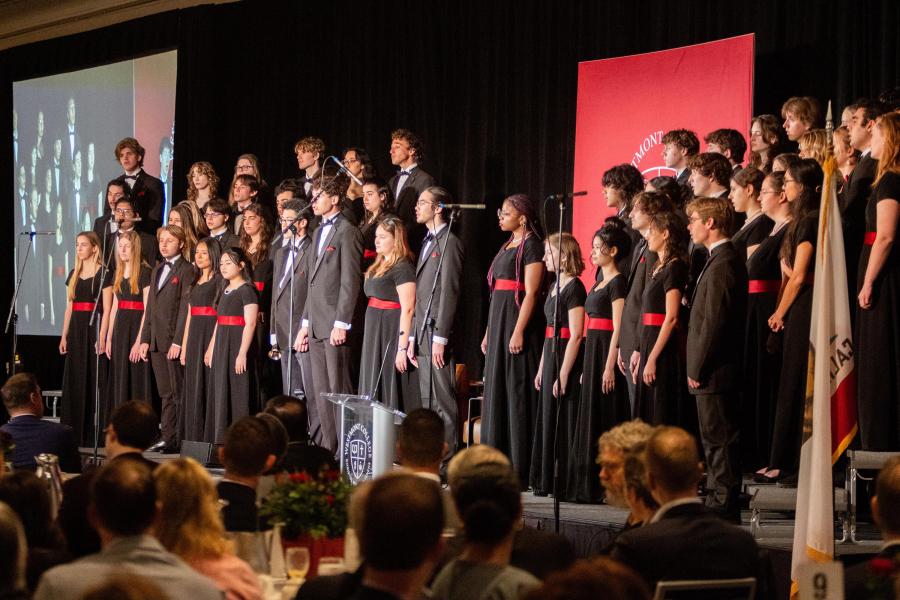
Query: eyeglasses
760 188 778 195
342 158 359 166
279 217 297 224
205 211 223 218
114 208 133 215
415 199 436 207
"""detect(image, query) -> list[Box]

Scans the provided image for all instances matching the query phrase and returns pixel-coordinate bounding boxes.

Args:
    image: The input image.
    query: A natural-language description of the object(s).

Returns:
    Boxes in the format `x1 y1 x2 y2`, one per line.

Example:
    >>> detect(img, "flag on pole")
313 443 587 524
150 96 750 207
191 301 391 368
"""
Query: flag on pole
789 114 859 598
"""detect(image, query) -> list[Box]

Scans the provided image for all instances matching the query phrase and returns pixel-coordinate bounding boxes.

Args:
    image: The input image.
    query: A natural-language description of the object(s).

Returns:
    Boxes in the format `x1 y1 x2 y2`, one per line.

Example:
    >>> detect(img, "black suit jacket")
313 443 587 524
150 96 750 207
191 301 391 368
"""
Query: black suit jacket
124 170 165 234
270 236 312 349
303 214 363 340
620 242 656 359
611 502 760 590
414 226 464 353
686 241 748 393
212 229 241 252
0 415 82 472
841 153 877 280
844 542 900 600
388 167 436 252
217 480 260 532
140 257 195 351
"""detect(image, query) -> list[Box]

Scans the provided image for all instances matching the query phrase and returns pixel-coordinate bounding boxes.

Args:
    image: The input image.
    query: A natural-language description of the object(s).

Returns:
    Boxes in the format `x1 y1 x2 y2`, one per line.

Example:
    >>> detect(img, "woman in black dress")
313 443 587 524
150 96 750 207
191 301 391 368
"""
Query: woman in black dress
204 247 259 444
764 159 823 484
481 194 546 487
241 202 276 404
359 177 396 270
179 238 222 443
530 233 586 496
358 217 416 410
634 211 690 428
59 232 112 447
568 219 631 503
856 113 900 451
745 172 790 478
730 165 774 260
103 231 152 410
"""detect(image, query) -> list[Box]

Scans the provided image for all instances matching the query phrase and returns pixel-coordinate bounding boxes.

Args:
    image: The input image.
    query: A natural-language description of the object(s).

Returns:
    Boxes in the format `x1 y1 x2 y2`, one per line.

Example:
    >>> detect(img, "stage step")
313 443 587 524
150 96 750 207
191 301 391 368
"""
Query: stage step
749 486 848 541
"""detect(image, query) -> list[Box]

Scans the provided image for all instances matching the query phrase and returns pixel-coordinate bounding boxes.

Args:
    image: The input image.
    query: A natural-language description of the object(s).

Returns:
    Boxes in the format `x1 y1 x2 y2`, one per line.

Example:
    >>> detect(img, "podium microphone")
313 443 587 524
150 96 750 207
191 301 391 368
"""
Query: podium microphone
19 231 54 236
368 330 404 402
438 203 485 209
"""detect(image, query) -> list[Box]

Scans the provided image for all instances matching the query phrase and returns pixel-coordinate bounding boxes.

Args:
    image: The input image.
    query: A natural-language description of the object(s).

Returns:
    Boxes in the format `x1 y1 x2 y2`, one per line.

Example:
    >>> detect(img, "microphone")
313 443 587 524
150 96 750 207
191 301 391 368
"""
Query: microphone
328 156 363 186
369 330 404 403
546 191 588 200
19 231 54 236
438 203 485 210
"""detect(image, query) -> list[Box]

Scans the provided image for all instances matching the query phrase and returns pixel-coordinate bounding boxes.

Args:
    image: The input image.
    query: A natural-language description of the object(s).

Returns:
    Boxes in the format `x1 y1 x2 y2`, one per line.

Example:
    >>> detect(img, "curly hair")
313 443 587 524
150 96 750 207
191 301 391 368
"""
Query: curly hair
704 128 747 164
391 128 425 162
602 164 644 209
798 129 829 166
688 152 732 187
749 114 787 172
661 129 700 156
186 161 219 205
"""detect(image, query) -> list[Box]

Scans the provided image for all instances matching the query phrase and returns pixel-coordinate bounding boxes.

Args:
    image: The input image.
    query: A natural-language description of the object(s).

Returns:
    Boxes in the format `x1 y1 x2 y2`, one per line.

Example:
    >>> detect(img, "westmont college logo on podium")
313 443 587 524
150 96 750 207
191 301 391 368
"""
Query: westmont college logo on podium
344 423 373 484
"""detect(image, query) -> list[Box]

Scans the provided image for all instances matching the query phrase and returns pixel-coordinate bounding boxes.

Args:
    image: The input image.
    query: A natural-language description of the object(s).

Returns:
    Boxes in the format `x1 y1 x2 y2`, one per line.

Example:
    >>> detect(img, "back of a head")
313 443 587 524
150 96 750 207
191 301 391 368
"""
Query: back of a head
0 372 37 411
222 416 272 477
644 426 702 496
876 455 900 536
361 474 443 571
0 470 57 547
452 462 521 546
447 444 512 490
91 454 156 537
264 395 308 442
398 409 445 468
0 502 27 594
256 412 289 466
110 401 159 450
526 558 650 600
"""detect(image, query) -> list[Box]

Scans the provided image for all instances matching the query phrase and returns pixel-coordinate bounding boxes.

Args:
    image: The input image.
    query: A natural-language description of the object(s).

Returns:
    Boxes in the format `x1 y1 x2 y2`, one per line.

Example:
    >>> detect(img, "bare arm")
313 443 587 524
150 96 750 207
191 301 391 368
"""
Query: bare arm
769 242 813 331
395 282 416 373
859 199 898 309
509 262 545 354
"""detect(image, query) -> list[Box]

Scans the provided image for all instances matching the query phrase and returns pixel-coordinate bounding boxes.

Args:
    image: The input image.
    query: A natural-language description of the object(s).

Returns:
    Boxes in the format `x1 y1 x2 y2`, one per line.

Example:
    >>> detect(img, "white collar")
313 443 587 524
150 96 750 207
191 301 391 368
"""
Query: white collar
211 226 228 236
861 148 871 158
125 168 141 177
649 497 702 523
427 222 448 236
707 238 729 253
400 163 418 174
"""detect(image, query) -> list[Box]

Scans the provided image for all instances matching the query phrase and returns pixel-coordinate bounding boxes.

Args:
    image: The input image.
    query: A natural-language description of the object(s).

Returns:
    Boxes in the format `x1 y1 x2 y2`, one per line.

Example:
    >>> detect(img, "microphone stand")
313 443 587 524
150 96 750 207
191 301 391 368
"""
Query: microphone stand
88 219 114 465
417 209 458 411
5 233 37 375
368 330 404 405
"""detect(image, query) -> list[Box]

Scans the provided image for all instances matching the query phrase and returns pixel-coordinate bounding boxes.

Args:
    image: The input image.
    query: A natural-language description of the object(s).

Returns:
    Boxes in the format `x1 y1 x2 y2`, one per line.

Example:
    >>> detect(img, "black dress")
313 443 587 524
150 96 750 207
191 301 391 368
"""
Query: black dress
359 259 416 411
108 266 152 409
206 282 259 444
530 278 586 496
856 172 900 450
732 213 774 260
568 273 629 503
481 236 545 487
185 275 222 443
61 269 111 447
252 255 278 405
634 259 690 427
770 210 819 473
741 225 787 470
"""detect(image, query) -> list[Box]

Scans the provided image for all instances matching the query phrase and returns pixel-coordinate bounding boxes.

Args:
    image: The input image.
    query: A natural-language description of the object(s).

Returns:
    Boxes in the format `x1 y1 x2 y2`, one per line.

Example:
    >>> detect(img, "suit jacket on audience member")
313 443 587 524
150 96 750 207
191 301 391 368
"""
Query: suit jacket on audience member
388 166 435 251
140 257 195 352
844 541 900 600
303 214 363 340
217 480 261 532
33 535 222 600
414 225 464 353
686 241 748 394
611 501 760 589
271 236 311 351
0 415 82 472
123 169 165 234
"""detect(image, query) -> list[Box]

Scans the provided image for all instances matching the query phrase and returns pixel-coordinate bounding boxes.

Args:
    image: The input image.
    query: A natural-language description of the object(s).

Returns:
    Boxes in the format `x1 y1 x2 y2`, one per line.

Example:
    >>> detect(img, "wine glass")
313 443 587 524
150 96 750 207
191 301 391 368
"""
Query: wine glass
285 547 310 581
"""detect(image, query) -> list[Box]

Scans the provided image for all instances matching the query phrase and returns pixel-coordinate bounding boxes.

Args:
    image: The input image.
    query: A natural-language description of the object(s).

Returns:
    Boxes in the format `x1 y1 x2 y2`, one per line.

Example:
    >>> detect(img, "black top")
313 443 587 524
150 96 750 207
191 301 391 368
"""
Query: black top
867 173 900 266
732 213 774 258
215 281 259 314
585 274 626 318
490 236 544 283
544 278 586 329
785 210 819 266
747 224 788 281
363 259 415 301
112 266 151 299
644 259 689 313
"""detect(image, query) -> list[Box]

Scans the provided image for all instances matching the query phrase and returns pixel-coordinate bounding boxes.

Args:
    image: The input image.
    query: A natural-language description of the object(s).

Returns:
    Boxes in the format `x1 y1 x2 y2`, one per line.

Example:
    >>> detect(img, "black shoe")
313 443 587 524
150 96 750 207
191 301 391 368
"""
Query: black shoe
147 440 167 453
776 473 798 488
160 443 180 455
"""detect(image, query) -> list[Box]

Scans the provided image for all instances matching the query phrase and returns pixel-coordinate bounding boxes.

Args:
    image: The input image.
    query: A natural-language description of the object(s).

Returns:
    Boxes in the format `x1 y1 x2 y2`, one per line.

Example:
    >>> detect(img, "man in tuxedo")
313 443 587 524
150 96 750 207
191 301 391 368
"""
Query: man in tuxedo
106 197 159 268
64 97 82 172
158 137 173 217
231 173 260 234
83 142 101 217
661 129 699 189
93 179 125 240
139 225 196 453
389 129 435 251
601 164 644 277
410 187 464 454
295 136 325 200
16 165 28 230
114 137 164 234
70 148 88 237
271 200 314 406
781 96 822 142
203 197 240 250
295 172 363 452
704 128 747 175
51 139 66 205
216 416 276 532
270 178 306 259
0 373 81 472
34 110 46 177
845 455 900 600
685 197 748 519
611 426 760 590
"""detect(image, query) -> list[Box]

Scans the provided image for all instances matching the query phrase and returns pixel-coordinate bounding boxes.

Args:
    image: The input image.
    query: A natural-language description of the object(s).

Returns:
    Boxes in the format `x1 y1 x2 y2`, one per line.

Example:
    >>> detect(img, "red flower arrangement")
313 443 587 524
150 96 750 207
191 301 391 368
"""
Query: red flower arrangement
260 469 351 539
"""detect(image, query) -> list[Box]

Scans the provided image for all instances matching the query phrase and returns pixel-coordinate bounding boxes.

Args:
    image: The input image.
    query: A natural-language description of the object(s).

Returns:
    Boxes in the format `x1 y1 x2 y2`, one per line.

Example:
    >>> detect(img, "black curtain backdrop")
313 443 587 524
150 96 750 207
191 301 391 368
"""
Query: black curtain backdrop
1 0 898 389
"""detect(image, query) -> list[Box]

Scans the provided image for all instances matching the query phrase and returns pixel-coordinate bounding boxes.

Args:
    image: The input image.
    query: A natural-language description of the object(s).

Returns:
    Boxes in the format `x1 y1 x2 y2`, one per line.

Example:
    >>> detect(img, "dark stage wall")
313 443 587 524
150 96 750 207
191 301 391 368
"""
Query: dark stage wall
1 0 898 389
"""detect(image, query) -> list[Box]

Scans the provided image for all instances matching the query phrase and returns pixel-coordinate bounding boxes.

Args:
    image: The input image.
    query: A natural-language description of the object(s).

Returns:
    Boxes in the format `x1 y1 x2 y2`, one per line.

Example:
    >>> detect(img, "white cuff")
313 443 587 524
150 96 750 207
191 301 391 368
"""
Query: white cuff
432 335 449 345
301 319 309 328
408 335 415 343
270 334 277 346
334 321 351 330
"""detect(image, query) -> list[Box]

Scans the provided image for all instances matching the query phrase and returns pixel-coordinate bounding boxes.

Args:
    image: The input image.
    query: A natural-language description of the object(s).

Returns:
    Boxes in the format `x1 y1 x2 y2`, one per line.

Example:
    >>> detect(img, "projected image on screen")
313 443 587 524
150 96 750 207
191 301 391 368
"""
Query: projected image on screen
12 50 176 336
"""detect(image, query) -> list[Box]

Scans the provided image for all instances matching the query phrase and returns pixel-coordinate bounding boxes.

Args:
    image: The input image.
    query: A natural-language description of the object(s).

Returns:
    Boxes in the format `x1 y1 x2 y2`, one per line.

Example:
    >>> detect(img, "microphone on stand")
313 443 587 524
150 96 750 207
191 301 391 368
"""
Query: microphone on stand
19 231 54 236
546 191 588 200
327 156 363 186
438 203 486 209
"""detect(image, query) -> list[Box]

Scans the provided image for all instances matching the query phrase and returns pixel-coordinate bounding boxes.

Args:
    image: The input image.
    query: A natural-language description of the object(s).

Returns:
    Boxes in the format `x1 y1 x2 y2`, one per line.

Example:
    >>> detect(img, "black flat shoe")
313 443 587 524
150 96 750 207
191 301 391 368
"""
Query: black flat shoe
752 472 777 484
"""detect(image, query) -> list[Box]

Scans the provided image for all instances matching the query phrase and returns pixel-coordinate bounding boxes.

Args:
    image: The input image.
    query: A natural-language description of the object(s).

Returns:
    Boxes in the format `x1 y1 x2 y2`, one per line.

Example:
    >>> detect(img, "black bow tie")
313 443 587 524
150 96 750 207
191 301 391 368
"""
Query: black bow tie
165 260 176 267
123 175 137 181
398 170 411 177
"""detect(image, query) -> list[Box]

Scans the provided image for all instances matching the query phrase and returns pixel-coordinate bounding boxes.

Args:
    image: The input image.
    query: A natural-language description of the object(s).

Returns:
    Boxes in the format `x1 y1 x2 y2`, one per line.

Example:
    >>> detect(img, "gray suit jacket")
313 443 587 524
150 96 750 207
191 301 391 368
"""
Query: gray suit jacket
413 226 463 353
271 236 312 349
303 214 363 340
34 535 222 600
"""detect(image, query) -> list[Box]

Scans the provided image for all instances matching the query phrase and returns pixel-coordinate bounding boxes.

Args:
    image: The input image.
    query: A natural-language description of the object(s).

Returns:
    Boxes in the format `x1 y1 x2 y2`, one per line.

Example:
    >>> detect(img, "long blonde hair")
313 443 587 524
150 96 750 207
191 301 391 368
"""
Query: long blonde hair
112 231 147 296
365 216 413 279
67 231 101 300
186 161 219 206
875 112 900 186
153 458 231 562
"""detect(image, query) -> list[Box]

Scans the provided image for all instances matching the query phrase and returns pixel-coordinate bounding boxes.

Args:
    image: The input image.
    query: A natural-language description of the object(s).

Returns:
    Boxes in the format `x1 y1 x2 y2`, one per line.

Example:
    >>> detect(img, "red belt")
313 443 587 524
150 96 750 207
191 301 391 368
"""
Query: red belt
118 300 144 310
864 232 876 246
73 302 95 312
254 281 265 292
217 315 246 326
368 298 401 310
494 278 525 292
545 326 571 339
191 306 217 317
642 313 666 326
748 279 781 294
587 317 614 331
363 249 377 259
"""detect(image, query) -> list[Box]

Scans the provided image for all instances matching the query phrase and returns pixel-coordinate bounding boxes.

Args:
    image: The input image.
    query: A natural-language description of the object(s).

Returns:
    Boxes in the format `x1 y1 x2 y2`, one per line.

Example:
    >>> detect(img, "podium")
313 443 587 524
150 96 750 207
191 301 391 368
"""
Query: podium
324 394 406 485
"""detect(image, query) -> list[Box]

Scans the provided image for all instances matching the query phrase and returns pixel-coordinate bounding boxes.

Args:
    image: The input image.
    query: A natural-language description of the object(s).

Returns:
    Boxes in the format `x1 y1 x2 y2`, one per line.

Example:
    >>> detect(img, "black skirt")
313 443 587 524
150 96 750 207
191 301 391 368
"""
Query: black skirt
109 269 152 411
185 276 221 443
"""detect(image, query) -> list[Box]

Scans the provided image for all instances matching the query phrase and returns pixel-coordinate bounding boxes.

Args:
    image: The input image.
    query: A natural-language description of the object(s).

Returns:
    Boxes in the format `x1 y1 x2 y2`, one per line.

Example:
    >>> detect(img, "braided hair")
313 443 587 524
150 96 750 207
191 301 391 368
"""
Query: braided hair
487 193 543 308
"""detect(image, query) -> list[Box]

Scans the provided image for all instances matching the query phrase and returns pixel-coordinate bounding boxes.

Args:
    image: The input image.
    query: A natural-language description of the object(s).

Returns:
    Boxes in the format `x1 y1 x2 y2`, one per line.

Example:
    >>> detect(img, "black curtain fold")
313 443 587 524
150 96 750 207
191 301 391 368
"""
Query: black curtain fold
1 0 898 387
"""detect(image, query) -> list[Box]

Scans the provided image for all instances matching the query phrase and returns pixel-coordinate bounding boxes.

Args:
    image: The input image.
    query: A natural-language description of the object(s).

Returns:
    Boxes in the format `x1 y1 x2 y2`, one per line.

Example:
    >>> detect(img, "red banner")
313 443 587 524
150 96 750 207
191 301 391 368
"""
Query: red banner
572 35 754 285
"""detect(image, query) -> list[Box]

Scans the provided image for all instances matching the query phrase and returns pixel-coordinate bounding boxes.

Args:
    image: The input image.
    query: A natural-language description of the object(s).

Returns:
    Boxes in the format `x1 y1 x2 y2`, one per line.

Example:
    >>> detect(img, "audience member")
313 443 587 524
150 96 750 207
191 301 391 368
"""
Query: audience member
597 420 656 524
621 445 658 528
217 416 276 532
524 558 650 600
154 458 262 600
0 501 28 600
0 373 81 473
80 574 168 600
263 396 337 475
34 456 221 600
